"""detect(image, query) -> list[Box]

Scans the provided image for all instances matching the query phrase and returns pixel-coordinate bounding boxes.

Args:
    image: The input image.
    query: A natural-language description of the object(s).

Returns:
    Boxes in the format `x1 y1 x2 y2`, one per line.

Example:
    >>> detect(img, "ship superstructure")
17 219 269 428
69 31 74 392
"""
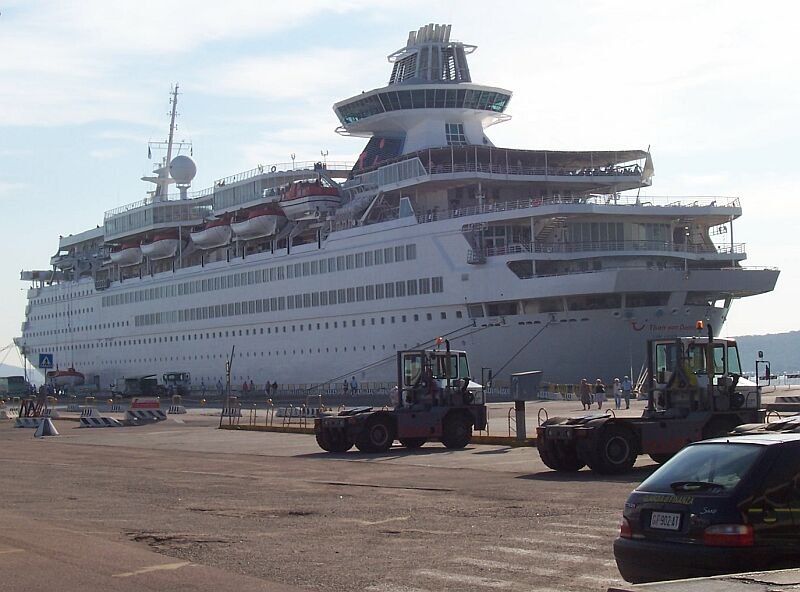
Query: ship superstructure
16 24 779 391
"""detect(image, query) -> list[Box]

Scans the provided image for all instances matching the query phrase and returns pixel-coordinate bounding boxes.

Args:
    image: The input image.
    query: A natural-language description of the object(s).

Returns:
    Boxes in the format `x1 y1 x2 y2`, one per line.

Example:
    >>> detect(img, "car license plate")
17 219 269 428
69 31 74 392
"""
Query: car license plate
650 511 681 530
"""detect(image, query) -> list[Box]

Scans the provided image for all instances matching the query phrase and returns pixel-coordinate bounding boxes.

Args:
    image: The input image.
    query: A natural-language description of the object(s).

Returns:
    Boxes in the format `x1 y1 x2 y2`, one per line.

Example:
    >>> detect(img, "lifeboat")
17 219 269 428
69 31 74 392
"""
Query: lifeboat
140 229 180 260
190 215 232 249
230 203 286 240
280 178 341 220
109 242 143 266
47 367 85 388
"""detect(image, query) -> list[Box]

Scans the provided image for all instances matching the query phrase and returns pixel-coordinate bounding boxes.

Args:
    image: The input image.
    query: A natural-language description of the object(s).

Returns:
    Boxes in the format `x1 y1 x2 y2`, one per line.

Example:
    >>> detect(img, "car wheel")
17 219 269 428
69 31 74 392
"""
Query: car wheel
538 440 585 472
441 412 473 449
587 425 638 474
316 427 353 453
355 415 394 452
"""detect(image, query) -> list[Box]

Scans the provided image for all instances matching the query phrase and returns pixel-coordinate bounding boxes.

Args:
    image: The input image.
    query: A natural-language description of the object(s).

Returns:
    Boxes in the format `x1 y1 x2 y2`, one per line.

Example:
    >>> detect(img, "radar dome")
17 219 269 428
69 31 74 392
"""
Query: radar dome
170 155 197 184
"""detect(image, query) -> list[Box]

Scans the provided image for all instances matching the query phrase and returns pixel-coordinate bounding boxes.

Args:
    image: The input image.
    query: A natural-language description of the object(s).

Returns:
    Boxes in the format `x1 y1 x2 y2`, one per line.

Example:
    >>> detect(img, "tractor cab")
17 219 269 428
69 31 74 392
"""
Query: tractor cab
397 339 484 409
647 323 759 416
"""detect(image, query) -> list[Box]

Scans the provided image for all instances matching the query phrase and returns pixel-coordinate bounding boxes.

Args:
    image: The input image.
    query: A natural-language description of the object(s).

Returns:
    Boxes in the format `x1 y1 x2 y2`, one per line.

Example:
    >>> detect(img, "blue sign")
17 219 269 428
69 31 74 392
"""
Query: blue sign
38 353 54 369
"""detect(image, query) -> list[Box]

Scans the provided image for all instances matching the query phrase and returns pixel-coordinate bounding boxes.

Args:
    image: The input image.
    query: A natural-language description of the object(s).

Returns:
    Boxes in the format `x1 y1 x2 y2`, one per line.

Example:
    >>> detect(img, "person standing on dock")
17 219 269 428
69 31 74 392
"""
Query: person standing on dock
594 379 606 410
580 379 592 411
622 376 632 409
613 377 622 409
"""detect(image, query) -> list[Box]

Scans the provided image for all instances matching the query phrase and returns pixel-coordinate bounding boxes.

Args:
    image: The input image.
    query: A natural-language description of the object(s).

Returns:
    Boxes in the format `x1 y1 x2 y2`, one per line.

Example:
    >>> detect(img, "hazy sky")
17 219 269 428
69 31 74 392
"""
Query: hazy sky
1 1 798 368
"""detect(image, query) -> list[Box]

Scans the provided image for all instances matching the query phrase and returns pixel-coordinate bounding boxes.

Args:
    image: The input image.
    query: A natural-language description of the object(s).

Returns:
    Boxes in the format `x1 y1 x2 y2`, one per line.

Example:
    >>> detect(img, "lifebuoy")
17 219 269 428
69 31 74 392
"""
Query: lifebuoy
270 165 277 173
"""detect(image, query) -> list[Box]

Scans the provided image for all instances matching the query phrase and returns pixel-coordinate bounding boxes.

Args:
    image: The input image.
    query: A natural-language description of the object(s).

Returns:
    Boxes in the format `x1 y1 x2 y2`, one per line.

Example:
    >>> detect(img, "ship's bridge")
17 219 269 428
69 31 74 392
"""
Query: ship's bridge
334 23 512 156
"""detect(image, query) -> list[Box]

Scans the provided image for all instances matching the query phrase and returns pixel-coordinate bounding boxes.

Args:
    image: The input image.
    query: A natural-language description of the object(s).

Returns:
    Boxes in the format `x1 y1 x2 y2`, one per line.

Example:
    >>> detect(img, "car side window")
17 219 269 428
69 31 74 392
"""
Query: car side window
760 447 800 507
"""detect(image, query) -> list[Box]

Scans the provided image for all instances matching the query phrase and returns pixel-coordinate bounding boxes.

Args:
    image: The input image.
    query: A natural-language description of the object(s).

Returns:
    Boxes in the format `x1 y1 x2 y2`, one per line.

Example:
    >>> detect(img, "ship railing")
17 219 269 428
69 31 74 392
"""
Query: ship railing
104 161 355 219
469 240 747 259
426 161 645 178
410 195 739 225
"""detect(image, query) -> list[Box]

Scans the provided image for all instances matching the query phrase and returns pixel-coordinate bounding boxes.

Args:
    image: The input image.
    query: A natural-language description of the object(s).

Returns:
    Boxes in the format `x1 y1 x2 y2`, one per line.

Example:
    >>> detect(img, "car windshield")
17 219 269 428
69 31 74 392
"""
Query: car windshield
638 443 765 493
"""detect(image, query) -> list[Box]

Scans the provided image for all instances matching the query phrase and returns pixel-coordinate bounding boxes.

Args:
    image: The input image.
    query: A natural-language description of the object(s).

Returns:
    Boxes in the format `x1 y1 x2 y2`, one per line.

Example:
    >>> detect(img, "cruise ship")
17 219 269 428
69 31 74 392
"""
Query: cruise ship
15 24 779 391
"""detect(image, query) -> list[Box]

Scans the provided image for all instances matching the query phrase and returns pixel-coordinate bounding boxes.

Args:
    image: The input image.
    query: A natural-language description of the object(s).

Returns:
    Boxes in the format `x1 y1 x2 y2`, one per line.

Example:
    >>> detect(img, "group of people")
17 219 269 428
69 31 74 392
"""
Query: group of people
579 376 633 410
342 376 359 396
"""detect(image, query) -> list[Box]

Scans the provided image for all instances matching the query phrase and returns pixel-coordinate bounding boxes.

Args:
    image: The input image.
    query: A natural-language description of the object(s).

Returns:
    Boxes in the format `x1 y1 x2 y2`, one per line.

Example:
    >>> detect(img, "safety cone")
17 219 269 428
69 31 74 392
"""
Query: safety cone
34 418 59 438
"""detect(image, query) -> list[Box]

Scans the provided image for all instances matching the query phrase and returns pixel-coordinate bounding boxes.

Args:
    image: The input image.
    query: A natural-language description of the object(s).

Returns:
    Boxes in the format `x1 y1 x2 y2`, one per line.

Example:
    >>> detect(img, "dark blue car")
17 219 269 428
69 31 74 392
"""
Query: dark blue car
614 425 800 583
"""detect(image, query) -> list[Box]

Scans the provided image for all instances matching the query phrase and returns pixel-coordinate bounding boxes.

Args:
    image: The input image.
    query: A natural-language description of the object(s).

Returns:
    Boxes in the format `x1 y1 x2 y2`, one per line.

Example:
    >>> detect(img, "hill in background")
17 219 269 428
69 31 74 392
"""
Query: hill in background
733 331 800 374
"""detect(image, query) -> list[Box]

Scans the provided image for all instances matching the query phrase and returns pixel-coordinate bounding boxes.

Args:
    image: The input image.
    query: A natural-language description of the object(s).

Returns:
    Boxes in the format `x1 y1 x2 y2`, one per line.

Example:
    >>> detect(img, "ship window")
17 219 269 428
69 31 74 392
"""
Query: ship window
310 260 318 275
365 251 373 266
336 256 345 271
419 278 430 294
303 293 311 307
375 284 384 299
320 291 328 306
467 304 484 318
627 293 669 307
294 263 302 277
328 257 336 272
346 288 355 303
338 288 347 303
426 313 433 321
445 123 467 146
356 286 365 301
277 267 284 280
456 310 463 319
385 282 395 298
432 276 443 293
384 247 394 263
312 293 319 307
302 262 309 276
395 246 405 262
406 244 416 260
395 281 406 297
346 255 354 269
286 265 294 279
406 279 417 295
278 296 285 310
374 249 384 265
329 290 337 305
319 259 327 273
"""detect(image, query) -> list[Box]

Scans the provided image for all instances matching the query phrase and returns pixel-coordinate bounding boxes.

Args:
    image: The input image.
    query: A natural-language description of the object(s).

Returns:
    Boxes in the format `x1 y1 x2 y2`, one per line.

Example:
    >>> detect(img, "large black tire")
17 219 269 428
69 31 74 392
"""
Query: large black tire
316 428 353 453
355 415 395 453
538 440 585 472
441 412 473 449
585 425 638 474
399 437 427 449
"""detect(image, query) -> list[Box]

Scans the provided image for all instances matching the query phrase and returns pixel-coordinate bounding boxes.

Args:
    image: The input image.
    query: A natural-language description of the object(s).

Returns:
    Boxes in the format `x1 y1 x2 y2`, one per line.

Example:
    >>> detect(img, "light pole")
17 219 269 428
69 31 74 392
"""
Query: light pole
290 153 296 171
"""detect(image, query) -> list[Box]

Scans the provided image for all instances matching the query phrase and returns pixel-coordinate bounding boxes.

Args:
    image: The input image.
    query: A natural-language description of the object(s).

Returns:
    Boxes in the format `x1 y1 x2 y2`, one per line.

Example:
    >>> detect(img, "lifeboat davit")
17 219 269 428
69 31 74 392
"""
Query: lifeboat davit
230 203 286 240
140 229 180 260
190 215 232 249
47 367 85 388
109 242 143 266
280 178 341 220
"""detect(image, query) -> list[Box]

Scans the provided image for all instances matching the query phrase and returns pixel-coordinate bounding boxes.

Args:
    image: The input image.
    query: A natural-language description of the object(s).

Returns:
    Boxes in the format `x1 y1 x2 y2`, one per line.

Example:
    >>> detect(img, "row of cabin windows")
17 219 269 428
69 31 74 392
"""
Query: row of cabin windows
134 276 444 327
101 243 418 308
26 309 462 355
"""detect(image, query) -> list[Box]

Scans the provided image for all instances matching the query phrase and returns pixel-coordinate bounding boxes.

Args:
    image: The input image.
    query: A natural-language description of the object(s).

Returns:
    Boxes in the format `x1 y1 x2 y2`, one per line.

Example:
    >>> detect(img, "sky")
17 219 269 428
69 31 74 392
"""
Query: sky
1 0 798 370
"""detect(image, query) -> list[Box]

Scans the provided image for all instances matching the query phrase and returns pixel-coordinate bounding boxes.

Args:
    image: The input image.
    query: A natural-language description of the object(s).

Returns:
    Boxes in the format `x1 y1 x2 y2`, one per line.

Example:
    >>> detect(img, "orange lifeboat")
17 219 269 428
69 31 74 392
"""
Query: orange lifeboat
280 179 340 220
140 229 181 259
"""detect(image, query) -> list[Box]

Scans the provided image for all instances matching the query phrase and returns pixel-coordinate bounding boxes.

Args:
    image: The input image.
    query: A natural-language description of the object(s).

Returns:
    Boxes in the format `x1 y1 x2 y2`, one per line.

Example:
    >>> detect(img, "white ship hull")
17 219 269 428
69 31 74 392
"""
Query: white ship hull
16 24 779 394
